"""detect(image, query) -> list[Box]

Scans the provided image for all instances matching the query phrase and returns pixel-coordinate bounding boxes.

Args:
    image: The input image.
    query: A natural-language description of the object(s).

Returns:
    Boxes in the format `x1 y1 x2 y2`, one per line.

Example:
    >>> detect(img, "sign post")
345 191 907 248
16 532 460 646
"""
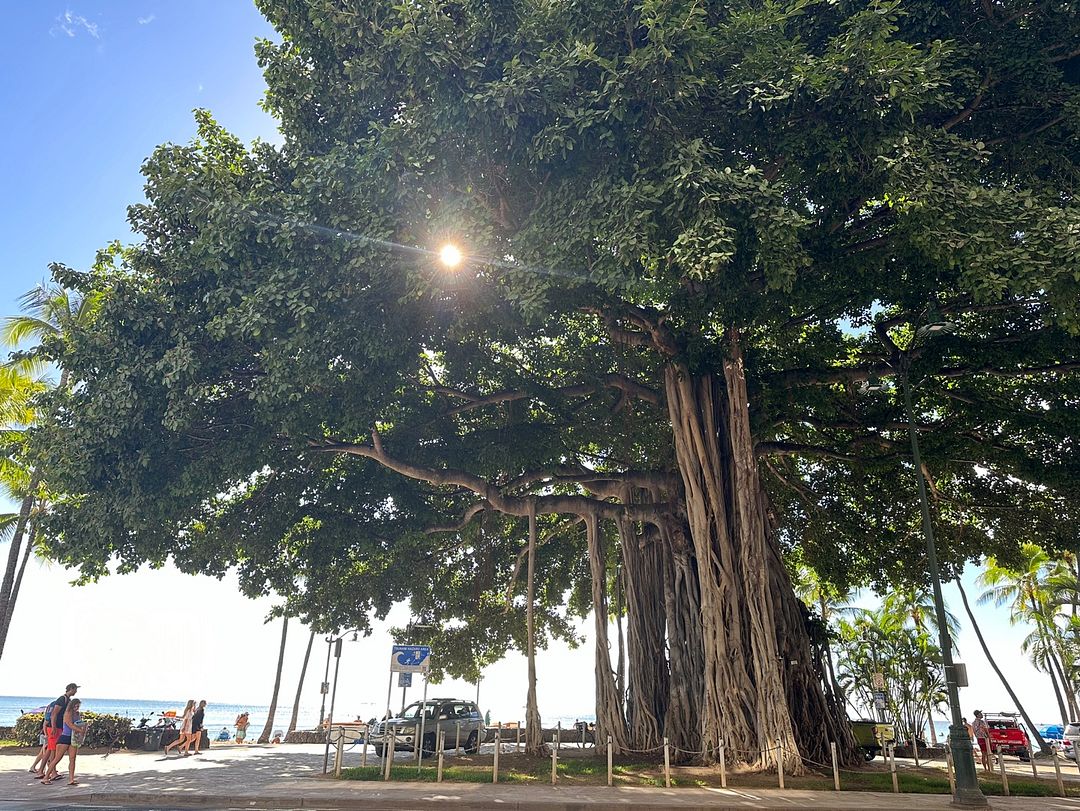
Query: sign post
388 645 432 767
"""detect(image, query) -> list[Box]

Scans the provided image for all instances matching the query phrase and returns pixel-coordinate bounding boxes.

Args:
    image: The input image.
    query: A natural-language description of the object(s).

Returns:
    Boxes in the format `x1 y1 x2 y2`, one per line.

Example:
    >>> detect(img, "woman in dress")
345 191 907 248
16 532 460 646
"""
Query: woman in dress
164 700 195 757
62 699 88 786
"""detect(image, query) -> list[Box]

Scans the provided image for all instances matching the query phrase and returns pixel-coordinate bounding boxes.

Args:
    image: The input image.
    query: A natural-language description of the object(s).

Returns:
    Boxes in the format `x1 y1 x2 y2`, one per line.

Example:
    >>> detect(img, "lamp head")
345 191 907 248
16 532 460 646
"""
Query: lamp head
915 304 956 339
859 373 890 394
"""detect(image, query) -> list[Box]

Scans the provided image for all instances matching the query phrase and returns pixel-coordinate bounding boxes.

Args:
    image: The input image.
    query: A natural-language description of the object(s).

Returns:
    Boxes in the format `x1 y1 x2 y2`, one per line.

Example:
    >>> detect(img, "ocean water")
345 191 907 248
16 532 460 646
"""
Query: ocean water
0 695 595 735
0 695 328 736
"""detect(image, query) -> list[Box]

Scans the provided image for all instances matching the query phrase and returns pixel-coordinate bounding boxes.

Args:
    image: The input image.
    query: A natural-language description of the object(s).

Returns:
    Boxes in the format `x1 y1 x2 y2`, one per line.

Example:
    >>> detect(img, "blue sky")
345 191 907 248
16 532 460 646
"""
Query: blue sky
0 3 1068 729
2 2 277 308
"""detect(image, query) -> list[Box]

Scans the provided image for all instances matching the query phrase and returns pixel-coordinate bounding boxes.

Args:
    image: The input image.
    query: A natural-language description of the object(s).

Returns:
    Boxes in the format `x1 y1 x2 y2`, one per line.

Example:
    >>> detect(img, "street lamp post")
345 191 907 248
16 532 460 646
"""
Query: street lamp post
320 629 360 774
898 355 986 807
318 637 333 728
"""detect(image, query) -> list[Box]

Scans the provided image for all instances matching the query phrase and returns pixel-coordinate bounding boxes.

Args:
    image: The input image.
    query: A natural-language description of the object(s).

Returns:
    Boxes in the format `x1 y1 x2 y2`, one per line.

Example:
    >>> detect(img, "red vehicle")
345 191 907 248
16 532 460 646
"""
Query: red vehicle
984 713 1031 761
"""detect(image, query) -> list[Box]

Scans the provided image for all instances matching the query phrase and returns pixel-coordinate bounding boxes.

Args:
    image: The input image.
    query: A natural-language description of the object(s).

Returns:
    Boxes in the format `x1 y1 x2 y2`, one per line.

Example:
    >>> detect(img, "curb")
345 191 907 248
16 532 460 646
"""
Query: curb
72 788 961 811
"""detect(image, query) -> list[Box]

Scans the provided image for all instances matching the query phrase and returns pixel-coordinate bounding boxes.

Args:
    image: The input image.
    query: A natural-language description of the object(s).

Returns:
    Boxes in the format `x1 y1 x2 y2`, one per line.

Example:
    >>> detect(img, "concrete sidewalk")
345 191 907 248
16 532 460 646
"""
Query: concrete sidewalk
1 744 1077 810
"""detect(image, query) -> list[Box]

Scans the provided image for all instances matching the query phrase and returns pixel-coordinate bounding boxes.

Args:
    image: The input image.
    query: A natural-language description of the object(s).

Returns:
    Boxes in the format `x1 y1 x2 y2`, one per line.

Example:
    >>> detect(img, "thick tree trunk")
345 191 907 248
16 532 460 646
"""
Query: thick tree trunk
288 629 316 734
665 366 758 765
619 516 667 751
524 504 545 755
665 360 798 768
955 579 1049 752
259 616 290 744
585 512 629 752
660 517 704 754
663 331 849 771
0 490 36 661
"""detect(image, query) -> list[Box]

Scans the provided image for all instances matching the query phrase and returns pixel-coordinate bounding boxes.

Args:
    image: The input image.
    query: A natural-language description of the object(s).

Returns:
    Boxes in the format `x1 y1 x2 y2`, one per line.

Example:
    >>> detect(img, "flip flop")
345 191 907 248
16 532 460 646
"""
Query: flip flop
67 780 79 786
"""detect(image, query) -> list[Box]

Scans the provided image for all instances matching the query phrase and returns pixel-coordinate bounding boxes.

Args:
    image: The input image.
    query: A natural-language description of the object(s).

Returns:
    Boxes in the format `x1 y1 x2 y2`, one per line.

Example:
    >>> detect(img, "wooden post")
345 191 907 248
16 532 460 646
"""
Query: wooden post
607 735 613 787
551 739 558 785
889 744 898 793
581 721 586 749
945 745 955 796
830 741 840 791
1053 753 1065 797
1028 744 1037 779
497 722 503 755
997 746 1009 796
776 738 785 789
719 738 727 788
334 729 343 777
361 724 368 768
663 737 671 788
455 721 461 753
912 734 920 767
493 727 500 783
437 730 444 783
556 721 561 752
383 728 395 781
517 723 521 753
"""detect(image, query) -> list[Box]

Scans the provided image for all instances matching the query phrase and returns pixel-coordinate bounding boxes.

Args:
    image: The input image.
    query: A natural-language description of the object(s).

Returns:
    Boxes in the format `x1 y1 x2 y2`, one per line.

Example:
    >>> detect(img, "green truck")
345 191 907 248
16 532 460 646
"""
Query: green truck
850 719 895 761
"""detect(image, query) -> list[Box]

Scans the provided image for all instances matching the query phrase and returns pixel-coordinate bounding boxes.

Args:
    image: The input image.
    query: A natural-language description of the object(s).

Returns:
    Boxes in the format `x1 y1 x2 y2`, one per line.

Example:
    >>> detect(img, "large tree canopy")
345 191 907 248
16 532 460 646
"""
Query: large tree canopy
28 0 1080 768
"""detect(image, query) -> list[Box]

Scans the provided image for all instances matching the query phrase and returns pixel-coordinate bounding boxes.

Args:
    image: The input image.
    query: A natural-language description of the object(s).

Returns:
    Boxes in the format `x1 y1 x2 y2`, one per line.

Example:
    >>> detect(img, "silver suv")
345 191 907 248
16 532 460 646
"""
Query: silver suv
368 698 484 757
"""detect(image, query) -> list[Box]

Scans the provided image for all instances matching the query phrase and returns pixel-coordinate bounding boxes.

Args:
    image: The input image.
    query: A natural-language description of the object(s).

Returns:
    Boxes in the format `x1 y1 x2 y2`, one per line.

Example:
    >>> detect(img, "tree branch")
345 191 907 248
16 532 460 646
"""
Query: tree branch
307 437 664 523
755 441 858 463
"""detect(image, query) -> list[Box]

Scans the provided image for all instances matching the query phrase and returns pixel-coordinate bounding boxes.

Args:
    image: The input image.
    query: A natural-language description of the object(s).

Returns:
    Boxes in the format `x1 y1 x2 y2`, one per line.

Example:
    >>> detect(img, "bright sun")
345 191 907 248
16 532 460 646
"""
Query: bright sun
438 243 463 269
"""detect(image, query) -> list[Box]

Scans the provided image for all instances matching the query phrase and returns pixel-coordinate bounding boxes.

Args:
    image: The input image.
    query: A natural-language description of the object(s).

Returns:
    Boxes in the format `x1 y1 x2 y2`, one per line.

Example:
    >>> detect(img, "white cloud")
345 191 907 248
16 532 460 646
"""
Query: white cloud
52 9 100 39
137 14 155 25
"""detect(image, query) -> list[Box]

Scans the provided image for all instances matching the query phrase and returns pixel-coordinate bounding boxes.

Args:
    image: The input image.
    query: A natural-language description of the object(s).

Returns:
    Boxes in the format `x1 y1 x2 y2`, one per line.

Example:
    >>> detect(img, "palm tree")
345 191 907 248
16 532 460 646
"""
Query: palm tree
259 616 290 743
955 578 1049 753
978 545 1077 724
0 364 47 660
288 629 316 734
881 585 961 746
0 283 100 661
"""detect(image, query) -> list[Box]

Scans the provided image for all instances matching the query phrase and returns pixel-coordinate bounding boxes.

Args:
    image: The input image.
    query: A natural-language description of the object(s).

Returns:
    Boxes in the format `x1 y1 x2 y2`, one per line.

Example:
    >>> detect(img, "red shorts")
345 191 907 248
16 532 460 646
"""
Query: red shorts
46 727 61 751
976 738 989 753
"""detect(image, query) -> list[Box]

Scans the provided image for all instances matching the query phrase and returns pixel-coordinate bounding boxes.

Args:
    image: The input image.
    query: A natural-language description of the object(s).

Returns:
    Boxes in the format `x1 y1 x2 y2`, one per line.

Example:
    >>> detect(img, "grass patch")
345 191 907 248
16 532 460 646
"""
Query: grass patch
0 739 20 748
338 753 1075 797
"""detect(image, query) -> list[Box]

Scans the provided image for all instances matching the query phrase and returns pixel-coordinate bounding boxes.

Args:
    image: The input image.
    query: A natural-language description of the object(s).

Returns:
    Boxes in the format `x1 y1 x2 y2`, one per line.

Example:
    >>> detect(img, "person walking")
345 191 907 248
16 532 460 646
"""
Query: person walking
39 683 78 783
29 716 49 775
163 700 195 757
235 711 250 743
62 699 88 786
189 700 207 755
971 709 992 772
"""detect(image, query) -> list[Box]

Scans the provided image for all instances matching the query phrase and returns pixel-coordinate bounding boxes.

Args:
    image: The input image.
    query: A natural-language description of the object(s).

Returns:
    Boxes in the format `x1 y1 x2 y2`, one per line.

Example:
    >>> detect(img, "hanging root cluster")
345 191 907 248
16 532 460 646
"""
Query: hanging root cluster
575 333 857 773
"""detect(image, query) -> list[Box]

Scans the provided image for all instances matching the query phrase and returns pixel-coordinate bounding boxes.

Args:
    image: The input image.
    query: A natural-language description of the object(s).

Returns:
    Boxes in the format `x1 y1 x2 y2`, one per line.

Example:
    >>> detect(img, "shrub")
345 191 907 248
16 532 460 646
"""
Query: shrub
13 711 132 748
14 713 44 746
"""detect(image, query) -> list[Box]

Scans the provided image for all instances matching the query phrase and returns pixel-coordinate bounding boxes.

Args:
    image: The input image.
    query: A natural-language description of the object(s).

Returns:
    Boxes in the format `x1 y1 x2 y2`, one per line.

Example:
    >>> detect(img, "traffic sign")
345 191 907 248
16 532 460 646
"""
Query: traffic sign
872 672 885 690
390 644 432 673
873 690 887 710
398 671 413 688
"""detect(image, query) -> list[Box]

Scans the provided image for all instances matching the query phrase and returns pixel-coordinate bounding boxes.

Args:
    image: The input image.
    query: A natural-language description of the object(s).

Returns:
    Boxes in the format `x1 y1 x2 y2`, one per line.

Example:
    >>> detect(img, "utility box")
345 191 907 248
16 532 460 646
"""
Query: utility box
952 662 969 687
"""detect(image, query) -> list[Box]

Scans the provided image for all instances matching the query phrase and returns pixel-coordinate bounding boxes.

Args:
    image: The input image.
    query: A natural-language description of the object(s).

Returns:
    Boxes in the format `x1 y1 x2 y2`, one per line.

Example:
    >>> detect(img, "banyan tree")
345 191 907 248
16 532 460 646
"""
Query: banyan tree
28 0 1080 774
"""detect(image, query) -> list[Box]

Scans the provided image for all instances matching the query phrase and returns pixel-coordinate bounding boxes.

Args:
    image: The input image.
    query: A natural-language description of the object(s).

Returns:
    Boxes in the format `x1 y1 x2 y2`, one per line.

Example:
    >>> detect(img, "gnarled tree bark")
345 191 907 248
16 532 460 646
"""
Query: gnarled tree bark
585 512 629 753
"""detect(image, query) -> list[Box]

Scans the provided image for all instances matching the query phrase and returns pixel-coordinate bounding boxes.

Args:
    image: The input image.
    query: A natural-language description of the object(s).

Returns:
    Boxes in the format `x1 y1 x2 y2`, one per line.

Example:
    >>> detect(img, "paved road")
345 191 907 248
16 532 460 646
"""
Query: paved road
2 744 1079 810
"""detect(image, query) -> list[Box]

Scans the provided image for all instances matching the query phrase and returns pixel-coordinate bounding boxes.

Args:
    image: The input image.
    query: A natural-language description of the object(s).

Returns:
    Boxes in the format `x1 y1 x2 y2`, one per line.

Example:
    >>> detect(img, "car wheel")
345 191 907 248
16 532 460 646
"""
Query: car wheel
377 744 391 759
1018 752 1030 762
863 748 878 762
464 730 479 755
421 733 437 758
